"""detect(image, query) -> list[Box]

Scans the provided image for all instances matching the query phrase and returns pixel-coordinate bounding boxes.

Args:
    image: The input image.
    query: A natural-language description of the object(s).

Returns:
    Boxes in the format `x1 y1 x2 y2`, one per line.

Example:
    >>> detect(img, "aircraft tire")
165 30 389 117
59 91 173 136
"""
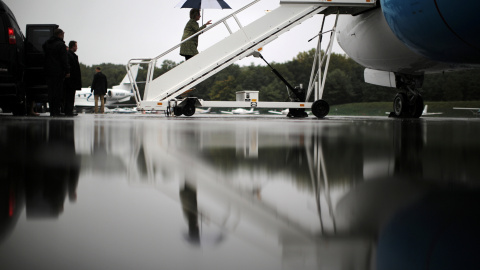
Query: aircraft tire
410 95 424 118
393 93 407 117
312 99 329 118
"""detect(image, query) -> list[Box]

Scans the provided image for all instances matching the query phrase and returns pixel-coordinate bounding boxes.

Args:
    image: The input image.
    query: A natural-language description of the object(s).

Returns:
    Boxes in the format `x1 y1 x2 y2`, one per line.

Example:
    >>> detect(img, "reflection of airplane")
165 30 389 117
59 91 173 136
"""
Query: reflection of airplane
75 65 139 108
453 107 480 116
337 1 480 118
220 108 259 115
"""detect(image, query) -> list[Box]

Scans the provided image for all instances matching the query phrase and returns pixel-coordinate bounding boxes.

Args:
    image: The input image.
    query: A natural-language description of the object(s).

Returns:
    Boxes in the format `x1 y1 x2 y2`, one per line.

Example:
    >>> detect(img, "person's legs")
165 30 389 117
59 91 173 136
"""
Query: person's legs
100 95 105 113
64 85 76 115
47 75 64 116
94 94 99 114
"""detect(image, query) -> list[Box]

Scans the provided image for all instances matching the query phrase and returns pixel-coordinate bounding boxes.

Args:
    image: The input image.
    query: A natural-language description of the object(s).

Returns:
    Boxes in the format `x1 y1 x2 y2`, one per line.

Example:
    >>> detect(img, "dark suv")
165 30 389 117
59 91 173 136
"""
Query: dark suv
0 0 25 115
0 1 58 115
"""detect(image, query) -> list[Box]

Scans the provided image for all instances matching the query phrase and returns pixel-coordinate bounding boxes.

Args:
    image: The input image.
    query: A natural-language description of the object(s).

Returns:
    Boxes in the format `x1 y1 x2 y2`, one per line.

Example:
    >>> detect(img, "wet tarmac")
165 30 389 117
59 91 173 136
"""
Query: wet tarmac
1 113 480 270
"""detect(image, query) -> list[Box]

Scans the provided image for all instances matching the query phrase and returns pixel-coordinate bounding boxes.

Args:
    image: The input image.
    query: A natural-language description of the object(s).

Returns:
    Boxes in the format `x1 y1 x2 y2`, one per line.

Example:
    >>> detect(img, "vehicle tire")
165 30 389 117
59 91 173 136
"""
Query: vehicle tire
183 105 196 117
311 99 329 118
173 106 183 116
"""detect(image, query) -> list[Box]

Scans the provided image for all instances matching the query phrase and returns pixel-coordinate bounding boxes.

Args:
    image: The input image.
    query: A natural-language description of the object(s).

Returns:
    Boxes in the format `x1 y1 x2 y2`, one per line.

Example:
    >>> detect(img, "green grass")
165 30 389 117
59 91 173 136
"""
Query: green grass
329 101 480 117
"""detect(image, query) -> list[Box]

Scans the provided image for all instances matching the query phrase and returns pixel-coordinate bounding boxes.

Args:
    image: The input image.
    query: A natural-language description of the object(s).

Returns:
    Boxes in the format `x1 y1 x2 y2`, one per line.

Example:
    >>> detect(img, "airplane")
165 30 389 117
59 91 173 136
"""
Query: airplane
453 107 480 116
268 108 289 115
421 105 442 116
196 107 212 114
75 65 139 108
336 0 480 118
105 107 138 114
220 108 259 115
386 105 442 116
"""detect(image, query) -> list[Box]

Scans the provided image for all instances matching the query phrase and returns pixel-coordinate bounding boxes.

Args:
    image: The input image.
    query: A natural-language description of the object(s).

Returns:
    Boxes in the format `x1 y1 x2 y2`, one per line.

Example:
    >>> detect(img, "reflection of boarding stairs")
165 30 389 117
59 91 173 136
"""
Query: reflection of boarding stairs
127 0 376 118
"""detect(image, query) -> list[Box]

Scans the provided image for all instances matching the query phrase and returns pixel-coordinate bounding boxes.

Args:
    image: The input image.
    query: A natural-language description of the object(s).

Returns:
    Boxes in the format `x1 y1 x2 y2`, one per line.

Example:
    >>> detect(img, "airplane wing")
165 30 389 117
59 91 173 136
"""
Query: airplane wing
453 107 480 115
268 110 284 115
197 108 211 114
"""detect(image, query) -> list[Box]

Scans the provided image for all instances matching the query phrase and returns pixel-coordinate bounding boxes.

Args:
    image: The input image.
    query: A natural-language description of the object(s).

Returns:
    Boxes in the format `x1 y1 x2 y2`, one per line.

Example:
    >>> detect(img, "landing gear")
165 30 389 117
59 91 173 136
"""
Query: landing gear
311 99 329 118
392 91 424 118
390 73 425 119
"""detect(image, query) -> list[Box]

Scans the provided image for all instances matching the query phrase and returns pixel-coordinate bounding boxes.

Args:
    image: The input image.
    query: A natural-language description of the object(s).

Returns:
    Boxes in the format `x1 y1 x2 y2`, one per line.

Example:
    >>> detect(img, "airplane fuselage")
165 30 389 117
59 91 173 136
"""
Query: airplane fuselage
75 88 133 107
337 0 480 75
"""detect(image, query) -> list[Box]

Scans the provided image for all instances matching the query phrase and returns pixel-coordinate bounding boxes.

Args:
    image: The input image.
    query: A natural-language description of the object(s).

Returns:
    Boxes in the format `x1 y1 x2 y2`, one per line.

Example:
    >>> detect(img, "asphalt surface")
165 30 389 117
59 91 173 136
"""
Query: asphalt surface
1 113 479 270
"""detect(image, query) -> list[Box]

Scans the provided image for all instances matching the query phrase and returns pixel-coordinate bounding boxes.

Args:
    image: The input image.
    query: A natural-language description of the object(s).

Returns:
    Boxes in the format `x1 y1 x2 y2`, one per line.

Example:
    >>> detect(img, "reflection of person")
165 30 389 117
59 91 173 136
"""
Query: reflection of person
179 9 212 61
64 41 81 116
24 120 80 218
179 183 200 244
90 67 108 114
43 28 70 117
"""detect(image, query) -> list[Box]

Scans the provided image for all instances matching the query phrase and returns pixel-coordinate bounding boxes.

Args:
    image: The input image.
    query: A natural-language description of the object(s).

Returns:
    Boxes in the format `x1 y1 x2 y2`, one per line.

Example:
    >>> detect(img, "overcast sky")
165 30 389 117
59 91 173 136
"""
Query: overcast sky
5 0 345 67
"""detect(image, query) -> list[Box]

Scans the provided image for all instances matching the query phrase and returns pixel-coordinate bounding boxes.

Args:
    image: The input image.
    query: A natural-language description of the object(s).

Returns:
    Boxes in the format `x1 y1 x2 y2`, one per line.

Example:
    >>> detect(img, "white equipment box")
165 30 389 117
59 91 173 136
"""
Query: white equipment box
236 91 259 102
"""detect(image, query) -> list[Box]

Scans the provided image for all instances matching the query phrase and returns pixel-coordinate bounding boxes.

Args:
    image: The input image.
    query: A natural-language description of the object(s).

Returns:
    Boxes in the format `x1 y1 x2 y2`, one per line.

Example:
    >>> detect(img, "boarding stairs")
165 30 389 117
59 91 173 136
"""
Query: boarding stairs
127 0 376 118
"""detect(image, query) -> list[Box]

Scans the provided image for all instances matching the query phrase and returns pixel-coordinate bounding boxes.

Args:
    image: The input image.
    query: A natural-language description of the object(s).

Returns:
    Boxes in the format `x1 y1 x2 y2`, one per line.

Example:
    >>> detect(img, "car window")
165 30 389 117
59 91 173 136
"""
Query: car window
0 16 6 43
27 28 51 53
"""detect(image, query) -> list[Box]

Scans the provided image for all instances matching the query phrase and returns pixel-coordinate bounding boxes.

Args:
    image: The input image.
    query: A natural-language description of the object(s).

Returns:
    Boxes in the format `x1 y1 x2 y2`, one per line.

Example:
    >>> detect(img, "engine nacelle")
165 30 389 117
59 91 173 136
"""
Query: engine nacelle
380 0 480 64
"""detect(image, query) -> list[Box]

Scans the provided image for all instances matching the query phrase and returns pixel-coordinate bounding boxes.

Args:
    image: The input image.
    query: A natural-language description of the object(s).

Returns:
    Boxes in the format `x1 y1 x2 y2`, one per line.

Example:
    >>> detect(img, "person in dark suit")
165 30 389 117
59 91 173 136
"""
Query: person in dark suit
64 40 81 116
90 67 108 114
43 28 70 117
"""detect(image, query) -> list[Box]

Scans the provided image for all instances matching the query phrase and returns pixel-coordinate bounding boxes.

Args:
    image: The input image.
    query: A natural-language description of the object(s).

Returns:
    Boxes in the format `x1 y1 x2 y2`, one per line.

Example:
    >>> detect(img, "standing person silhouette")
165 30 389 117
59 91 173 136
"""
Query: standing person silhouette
64 40 81 116
180 9 212 61
90 67 107 114
43 28 70 117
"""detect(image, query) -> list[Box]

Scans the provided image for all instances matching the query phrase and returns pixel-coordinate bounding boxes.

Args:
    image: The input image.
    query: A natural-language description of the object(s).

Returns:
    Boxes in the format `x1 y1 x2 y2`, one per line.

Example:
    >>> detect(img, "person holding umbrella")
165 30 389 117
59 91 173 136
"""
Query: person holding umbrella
180 8 212 61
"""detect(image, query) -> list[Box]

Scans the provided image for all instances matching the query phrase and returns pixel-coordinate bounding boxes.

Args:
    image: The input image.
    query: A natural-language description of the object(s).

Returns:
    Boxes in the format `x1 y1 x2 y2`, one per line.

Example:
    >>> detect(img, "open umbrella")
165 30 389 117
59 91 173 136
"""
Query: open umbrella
175 0 231 10
175 0 232 24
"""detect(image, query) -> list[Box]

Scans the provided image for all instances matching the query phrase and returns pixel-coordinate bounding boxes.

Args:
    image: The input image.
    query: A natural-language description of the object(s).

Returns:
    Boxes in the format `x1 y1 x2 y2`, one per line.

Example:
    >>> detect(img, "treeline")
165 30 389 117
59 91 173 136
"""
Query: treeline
79 49 480 104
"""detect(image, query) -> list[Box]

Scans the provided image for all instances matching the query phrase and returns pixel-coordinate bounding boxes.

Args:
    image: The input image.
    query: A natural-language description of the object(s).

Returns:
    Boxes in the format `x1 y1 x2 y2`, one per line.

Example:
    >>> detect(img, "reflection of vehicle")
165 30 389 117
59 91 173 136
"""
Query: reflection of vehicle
0 0 25 115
